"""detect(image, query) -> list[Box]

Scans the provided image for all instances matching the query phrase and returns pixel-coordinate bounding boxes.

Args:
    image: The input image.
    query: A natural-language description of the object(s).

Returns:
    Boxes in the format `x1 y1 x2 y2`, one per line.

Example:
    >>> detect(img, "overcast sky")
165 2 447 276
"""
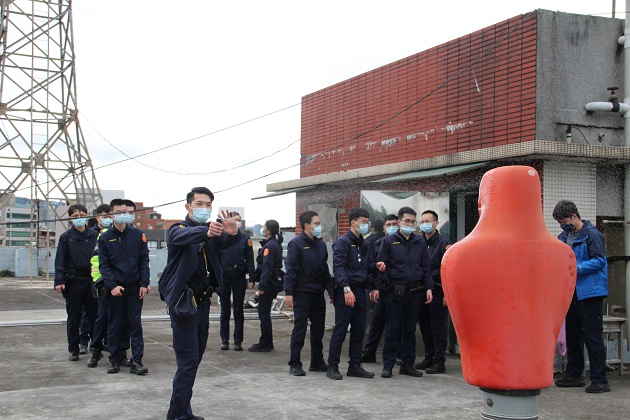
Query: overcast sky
70 1 614 226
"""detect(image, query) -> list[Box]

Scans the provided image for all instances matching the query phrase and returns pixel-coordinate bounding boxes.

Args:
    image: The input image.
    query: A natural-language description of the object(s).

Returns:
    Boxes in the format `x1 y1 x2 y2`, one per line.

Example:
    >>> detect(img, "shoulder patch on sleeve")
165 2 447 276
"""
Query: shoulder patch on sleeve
247 239 252 247
142 233 147 243
263 248 269 256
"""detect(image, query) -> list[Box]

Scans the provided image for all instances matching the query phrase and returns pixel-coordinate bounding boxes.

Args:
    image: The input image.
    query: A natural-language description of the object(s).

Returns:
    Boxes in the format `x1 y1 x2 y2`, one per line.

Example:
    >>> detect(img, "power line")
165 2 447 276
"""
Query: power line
213 12 532 194
7 103 301 195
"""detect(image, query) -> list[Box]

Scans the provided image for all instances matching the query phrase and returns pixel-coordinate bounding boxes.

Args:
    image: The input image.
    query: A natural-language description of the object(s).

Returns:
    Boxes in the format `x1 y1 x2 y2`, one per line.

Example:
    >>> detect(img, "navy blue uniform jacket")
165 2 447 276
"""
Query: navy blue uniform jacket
220 231 256 279
284 232 331 295
423 231 450 287
158 215 239 308
54 226 98 287
254 237 283 292
376 230 434 289
332 230 369 289
98 224 150 290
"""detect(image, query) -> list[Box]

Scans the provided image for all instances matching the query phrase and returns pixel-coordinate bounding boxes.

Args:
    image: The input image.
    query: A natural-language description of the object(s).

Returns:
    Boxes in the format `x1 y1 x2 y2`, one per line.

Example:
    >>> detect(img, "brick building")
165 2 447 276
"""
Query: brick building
131 202 180 249
262 10 630 308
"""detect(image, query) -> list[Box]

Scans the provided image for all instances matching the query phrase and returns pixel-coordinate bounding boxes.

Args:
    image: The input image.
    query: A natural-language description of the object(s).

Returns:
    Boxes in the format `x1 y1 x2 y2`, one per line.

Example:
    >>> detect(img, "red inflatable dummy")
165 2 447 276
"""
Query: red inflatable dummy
441 166 576 390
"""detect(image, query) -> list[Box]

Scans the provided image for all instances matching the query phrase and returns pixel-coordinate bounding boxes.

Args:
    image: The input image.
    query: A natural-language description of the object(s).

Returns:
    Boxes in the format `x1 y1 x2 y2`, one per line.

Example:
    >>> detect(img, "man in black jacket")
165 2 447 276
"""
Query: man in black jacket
54 203 98 361
159 187 238 420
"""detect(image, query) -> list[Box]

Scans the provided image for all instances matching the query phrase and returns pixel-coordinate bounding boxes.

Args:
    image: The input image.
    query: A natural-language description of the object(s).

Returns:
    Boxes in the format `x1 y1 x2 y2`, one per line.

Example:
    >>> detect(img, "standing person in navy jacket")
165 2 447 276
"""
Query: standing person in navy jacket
159 187 239 420
327 208 376 380
553 200 610 394
284 211 331 376
416 210 450 374
219 211 255 351
376 206 433 379
98 198 150 375
248 219 284 352
54 203 98 361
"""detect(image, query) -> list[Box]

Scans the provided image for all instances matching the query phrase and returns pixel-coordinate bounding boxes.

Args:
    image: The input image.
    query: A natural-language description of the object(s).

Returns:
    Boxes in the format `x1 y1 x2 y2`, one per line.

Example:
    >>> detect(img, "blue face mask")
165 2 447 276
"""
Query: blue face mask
312 226 323 237
419 223 433 234
192 208 211 224
125 214 135 224
100 217 113 228
401 225 416 235
357 223 369 236
113 213 127 224
72 218 87 228
386 226 398 235
560 223 574 233
260 227 266 236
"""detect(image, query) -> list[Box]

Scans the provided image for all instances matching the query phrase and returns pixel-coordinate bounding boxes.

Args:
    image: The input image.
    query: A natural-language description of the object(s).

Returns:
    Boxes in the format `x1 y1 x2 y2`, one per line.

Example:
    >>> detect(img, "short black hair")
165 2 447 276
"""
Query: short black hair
95 204 111 215
68 203 87 216
398 206 416 219
109 198 126 209
553 200 580 221
421 210 438 221
186 187 214 204
299 210 318 230
372 219 384 232
384 214 398 222
123 199 136 210
348 208 370 223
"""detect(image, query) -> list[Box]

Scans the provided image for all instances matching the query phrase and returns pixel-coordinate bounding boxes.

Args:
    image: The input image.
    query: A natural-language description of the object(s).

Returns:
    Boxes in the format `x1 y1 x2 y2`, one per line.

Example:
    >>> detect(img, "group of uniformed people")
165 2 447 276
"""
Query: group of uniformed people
55 185 451 420
281 206 450 380
54 199 150 376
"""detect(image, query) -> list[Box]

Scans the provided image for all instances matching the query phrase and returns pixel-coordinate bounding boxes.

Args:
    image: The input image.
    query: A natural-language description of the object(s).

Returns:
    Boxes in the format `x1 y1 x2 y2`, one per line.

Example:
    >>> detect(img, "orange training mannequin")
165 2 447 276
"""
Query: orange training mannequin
441 166 576 390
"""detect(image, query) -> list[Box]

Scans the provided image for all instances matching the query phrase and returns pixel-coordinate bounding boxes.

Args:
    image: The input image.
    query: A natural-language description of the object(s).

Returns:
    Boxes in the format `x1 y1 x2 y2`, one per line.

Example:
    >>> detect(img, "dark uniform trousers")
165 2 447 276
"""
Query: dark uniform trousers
220 272 247 343
418 286 447 358
107 283 144 363
566 295 607 384
382 288 421 369
328 285 367 366
91 295 130 352
65 279 98 353
169 297 211 420
289 290 326 366
257 287 279 348
364 296 387 355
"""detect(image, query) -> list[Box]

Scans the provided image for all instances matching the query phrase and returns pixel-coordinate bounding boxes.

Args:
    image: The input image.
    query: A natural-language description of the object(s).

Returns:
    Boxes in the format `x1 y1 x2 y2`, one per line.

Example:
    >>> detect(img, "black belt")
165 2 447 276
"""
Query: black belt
223 266 244 273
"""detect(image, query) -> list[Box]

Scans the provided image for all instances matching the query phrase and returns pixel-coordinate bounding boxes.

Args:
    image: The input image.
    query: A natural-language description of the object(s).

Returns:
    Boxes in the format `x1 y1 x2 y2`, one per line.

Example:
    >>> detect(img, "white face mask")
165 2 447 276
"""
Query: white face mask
236 221 242 229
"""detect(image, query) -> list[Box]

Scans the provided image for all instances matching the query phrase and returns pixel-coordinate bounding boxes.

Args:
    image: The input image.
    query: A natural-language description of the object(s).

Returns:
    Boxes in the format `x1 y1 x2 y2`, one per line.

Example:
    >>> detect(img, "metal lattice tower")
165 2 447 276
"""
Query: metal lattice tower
0 0 101 221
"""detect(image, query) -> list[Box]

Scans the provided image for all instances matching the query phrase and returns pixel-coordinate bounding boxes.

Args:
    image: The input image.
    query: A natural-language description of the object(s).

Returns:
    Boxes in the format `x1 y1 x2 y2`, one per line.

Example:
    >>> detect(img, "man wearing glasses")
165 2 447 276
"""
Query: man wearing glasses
54 203 99 361
327 208 376 380
284 210 332 376
376 206 434 378
98 198 150 375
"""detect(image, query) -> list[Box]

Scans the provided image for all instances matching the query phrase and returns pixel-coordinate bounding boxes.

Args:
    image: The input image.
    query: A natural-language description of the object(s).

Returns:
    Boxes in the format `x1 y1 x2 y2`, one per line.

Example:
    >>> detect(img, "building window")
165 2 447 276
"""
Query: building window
148 240 158 249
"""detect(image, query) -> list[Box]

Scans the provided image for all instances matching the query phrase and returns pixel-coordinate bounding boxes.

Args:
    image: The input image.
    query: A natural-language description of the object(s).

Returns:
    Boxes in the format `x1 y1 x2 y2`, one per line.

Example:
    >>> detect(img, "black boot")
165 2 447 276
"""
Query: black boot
107 362 120 374
119 350 131 367
87 350 102 368
425 356 446 374
414 354 433 370
220 341 229 350
399 362 424 377
327 364 342 380
130 357 148 375
347 363 375 378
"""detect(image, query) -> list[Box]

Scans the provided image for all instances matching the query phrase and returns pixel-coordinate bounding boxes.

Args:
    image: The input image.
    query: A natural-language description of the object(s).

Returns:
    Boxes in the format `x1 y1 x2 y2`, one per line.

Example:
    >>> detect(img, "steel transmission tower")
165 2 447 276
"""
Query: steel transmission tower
0 0 101 221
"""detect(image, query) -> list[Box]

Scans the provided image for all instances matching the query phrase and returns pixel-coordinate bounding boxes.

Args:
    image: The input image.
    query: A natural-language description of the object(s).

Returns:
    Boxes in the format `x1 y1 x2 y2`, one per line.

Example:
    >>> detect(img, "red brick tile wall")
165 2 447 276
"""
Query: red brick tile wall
300 14 537 177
